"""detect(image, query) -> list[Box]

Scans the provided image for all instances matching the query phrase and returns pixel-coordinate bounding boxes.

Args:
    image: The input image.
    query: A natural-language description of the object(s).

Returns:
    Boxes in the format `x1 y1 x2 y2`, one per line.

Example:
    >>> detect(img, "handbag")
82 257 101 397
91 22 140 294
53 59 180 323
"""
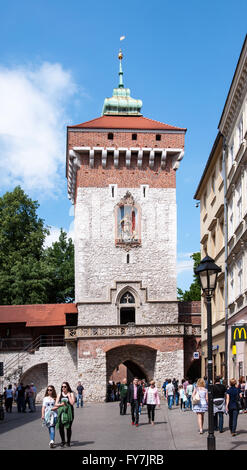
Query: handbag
192 390 200 405
236 398 242 411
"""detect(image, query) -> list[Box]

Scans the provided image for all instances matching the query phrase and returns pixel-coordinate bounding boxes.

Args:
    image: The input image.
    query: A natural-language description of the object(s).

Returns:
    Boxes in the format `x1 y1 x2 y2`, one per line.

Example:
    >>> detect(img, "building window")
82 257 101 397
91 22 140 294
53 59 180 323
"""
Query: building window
236 182 242 226
229 143 234 166
239 361 243 378
203 191 207 210
212 173 215 194
228 199 233 238
156 134 161 141
238 117 243 146
132 133 137 140
219 155 223 179
229 269 234 304
142 185 148 198
108 133 114 140
119 291 135 324
212 231 216 257
220 352 225 379
237 258 243 296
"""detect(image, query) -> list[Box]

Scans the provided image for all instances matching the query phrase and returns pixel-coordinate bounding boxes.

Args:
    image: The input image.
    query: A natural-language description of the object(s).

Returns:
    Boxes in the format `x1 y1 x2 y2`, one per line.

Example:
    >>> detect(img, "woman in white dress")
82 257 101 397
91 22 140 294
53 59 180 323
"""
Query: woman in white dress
41 385 58 448
192 378 208 434
143 380 160 425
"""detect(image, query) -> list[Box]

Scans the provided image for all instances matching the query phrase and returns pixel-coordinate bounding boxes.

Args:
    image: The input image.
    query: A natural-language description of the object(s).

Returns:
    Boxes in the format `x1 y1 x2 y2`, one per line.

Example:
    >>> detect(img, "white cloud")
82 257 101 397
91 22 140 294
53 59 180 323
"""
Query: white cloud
0 62 78 197
177 252 194 274
44 224 74 249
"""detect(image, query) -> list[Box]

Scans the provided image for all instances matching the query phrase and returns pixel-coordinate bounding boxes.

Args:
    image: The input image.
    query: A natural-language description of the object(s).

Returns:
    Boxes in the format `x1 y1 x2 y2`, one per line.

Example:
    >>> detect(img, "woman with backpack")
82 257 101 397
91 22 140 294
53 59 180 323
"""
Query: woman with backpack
55 382 75 447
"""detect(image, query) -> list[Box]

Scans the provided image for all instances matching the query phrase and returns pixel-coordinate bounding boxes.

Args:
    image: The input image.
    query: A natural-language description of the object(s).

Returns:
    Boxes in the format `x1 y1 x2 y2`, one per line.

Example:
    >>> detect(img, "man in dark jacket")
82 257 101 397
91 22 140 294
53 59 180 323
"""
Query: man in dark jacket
127 377 143 426
119 378 128 415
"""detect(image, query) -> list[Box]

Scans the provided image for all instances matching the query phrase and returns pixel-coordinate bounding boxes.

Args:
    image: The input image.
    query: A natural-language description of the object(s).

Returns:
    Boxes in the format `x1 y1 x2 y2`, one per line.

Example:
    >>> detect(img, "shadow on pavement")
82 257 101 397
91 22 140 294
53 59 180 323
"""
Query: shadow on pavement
0 406 42 433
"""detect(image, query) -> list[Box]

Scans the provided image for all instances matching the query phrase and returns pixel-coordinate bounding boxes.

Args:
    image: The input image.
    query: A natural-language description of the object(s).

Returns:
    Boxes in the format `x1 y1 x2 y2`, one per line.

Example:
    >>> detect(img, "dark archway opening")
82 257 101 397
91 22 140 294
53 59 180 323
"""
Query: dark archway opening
186 359 201 382
123 360 148 384
120 308 135 324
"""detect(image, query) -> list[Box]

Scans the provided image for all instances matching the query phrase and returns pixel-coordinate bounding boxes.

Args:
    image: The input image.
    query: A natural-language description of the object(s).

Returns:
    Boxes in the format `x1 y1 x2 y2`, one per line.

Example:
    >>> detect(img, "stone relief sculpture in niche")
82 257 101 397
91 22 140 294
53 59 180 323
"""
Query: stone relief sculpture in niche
115 192 141 248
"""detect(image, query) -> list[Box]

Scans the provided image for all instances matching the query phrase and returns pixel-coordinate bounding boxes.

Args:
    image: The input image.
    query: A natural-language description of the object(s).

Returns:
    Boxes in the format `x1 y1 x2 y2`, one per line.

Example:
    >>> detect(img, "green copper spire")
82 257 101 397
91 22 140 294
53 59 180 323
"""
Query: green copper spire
102 50 142 116
118 49 124 88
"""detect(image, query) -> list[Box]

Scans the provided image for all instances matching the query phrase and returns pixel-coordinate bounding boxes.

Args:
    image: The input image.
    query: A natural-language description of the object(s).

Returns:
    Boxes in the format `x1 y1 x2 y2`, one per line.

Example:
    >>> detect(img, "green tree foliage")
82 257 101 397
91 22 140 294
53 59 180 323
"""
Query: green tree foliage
43 229 75 303
0 187 74 305
177 252 201 301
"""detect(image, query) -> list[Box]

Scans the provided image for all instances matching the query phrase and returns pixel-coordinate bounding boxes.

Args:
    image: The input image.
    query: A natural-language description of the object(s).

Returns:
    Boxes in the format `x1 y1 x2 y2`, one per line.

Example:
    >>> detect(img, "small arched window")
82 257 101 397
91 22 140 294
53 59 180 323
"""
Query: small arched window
119 291 136 324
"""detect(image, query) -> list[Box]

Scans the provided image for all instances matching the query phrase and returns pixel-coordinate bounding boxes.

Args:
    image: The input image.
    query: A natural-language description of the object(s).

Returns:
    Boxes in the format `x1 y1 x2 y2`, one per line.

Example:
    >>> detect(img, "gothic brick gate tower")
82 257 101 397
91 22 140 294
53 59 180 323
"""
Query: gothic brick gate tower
65 51 199 401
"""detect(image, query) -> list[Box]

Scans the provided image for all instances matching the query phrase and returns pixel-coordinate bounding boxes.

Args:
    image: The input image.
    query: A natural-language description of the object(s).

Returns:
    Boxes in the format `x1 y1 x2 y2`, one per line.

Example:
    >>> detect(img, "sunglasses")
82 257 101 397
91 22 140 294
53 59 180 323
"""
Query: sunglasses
62 385 67 388
47 389 53 391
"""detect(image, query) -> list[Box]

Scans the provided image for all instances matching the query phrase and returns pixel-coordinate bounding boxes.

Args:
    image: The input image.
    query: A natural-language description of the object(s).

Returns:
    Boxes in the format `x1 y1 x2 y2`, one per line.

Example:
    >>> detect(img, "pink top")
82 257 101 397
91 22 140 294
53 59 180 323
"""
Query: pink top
133 385 137 400
144 387 160 405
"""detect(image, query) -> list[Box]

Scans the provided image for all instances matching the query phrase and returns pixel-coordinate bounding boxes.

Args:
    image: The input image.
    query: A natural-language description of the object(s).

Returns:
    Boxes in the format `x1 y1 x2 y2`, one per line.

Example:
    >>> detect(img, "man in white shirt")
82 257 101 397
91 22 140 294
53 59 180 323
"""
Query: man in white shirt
166 379 175 409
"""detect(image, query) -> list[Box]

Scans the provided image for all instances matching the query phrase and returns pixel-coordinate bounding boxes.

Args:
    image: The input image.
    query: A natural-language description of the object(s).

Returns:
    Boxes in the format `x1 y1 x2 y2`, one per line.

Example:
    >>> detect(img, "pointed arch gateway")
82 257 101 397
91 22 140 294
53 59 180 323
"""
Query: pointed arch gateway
106 344 157 387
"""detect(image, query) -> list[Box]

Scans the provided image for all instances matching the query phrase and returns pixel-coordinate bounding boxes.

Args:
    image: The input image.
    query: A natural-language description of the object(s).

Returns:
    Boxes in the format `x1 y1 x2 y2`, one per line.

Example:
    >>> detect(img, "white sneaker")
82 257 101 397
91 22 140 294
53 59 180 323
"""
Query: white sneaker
49 440 55 448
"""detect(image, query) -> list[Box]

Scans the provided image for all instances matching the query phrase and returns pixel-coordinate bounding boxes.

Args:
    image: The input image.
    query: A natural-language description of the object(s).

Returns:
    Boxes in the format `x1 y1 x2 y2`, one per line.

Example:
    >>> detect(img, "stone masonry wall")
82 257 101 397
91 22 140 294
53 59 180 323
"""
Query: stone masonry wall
75 186 177 321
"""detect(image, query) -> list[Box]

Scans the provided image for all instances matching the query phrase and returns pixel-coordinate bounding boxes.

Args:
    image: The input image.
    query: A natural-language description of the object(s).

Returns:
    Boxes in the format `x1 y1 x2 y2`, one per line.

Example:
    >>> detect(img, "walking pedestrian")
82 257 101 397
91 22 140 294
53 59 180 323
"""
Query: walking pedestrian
143 380 160 425
30 382 37 411
107 381 113 402
41 385 58 448
5 385 14 413
185 380 194 410
192 378 208 434
162 379 168 399
55 382 75 447
119 378 128 415
237 376 245 412
16 382 26 413
127 377 143 427
244 376 247 412
212 376 227 433
76 381 84 408
226 378 242 437
28 383 35 412
166 379 175 409
138 379 145 415
172 378 179 406
179 384 186 411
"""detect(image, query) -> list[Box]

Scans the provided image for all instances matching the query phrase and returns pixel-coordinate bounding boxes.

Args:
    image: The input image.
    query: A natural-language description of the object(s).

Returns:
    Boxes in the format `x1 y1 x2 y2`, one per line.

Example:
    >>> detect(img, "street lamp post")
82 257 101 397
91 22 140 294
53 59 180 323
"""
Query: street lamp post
195 255 221 451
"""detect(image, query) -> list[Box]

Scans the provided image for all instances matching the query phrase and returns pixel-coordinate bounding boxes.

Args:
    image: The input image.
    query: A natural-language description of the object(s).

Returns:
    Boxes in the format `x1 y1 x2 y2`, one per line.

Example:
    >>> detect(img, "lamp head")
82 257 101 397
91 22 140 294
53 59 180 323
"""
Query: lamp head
195 255 221 297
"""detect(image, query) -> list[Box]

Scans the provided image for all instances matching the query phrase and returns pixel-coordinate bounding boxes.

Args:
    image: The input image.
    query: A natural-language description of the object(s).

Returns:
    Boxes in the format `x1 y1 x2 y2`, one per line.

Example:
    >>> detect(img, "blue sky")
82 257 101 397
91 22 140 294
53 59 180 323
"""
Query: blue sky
0 0 246 291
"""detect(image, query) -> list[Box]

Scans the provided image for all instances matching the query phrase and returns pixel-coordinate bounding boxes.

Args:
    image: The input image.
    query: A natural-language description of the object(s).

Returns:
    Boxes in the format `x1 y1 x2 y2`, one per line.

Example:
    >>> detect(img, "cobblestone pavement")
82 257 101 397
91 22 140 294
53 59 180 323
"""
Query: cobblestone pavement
0 400 247 451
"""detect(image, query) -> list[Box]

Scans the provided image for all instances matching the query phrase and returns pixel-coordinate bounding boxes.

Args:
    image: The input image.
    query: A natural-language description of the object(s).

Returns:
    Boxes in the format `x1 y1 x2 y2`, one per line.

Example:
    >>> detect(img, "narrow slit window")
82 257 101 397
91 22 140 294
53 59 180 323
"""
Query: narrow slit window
127 254 130 264
156 134 161 141
132 133 137 140
112 186 115 198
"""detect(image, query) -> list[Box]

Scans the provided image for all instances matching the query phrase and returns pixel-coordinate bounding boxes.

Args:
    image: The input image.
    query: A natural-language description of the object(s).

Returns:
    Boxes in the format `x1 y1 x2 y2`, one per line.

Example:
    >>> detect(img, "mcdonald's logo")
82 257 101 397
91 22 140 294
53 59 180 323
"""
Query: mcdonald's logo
232 325 247 342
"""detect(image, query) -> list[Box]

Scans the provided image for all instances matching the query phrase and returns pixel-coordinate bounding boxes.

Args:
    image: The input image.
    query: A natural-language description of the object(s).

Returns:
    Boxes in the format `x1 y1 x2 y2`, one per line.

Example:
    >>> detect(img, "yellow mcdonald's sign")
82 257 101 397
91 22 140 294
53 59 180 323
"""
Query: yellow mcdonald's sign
232 325 247 342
